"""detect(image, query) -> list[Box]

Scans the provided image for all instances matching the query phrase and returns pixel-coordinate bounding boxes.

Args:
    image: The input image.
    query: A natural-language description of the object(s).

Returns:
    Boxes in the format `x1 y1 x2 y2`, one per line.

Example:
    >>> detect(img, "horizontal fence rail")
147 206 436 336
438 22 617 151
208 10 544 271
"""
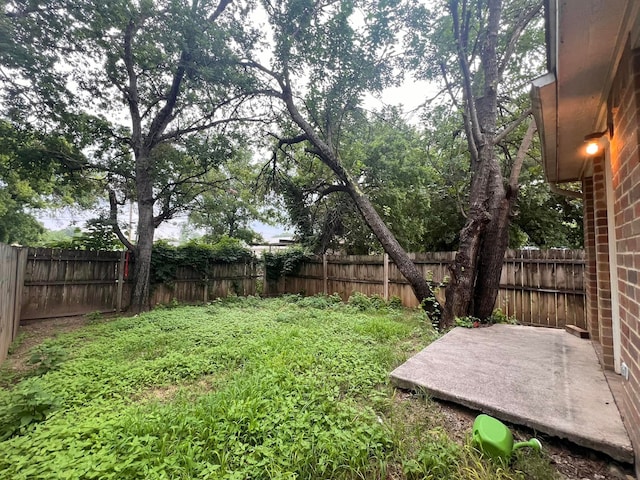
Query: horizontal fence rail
264 249 586 329
20 247 258 321
3 244 585 339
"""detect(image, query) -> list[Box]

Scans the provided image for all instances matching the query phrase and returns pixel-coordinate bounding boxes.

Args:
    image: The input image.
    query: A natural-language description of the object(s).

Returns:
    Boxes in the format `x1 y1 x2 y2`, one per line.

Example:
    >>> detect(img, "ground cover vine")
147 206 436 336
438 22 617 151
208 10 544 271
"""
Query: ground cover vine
0 296 558 479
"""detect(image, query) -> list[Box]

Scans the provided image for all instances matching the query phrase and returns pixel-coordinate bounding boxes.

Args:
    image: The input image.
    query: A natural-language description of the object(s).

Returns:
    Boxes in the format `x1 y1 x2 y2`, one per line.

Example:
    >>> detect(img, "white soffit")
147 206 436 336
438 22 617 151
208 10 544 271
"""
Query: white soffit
545 0 638 182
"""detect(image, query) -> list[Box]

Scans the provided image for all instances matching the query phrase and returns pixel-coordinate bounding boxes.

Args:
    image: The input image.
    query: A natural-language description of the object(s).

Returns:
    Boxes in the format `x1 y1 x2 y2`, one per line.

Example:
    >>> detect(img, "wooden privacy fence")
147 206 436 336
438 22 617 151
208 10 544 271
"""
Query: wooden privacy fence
20 248 258 321
0 243 28 363
264 249 586 329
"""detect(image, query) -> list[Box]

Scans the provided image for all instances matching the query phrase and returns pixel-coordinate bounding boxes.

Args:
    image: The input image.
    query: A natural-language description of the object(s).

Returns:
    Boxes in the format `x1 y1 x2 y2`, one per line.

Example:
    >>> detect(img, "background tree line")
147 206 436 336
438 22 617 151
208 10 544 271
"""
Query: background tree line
1 0 581 325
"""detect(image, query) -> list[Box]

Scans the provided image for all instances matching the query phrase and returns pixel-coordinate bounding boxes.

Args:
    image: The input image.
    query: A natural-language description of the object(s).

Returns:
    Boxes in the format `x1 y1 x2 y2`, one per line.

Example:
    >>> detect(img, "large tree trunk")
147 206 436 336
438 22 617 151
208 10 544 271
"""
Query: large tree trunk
472 164 509 319
441 0 502 327
472 119 536 319
441 144 494 326
130 152 155 313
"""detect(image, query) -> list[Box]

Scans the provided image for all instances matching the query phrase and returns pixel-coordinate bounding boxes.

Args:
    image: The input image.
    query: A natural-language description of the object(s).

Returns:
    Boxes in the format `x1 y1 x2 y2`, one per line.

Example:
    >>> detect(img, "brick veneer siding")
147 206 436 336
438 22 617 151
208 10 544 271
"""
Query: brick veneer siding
607 45 640 469
591 153 616 370
583 178 600 343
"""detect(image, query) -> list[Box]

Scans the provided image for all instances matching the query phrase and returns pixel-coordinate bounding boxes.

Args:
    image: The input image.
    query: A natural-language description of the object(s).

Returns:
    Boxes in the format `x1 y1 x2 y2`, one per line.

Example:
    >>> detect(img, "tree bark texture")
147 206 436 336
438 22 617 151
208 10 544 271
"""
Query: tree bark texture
441 0 503 327
473 119 536 319
130 150 154 313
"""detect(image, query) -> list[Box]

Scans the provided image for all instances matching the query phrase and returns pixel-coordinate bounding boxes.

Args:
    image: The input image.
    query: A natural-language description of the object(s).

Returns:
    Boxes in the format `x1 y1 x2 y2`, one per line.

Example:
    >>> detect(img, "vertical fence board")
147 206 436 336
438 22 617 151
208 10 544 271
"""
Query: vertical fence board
1 244 27 363
11 247 585 330
278 249 586 328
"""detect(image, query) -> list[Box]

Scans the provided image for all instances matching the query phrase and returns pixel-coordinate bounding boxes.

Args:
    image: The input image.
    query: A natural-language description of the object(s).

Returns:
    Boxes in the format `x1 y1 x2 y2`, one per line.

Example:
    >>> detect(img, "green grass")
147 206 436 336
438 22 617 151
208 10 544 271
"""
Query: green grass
0 295 559 479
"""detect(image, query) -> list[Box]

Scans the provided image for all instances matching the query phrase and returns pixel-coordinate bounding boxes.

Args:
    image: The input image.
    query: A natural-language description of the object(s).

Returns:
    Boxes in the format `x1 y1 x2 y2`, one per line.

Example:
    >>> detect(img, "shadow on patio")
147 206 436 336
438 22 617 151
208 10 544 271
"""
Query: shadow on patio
390 324 634 464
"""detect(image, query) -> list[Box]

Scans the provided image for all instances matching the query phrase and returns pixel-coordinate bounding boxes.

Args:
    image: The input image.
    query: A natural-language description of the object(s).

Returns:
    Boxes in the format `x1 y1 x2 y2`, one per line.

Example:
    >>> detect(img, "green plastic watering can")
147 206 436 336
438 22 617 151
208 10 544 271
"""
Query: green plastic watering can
472 414 542 460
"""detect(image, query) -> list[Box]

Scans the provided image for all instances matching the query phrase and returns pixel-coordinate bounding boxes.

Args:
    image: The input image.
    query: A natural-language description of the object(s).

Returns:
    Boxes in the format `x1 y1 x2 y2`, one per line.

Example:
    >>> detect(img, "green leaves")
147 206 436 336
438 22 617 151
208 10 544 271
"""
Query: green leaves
0 300 424 478
0 299 562 478
263 246 312 281
0 119 99 244
0 377 61 441
150 237 253 285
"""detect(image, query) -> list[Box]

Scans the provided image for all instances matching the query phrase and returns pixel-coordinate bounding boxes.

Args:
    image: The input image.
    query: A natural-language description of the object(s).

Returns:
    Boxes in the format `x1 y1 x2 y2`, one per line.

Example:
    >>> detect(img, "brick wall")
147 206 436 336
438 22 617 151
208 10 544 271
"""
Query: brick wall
591 154 615 369
583 178 600 342
608 44 640 469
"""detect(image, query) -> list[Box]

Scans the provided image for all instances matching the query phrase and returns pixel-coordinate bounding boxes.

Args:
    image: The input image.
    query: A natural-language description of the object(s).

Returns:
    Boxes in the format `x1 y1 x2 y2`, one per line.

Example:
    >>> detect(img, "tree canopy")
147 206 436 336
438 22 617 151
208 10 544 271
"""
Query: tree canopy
0 119 96 244
1 0 581 320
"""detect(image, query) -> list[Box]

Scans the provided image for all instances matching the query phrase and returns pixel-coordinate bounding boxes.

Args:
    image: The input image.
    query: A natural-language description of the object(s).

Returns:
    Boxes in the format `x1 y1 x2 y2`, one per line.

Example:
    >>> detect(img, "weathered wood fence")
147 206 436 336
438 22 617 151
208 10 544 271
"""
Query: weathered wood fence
264 249 586 329
0 244 28 363
20 247 258 321
0 244 585 363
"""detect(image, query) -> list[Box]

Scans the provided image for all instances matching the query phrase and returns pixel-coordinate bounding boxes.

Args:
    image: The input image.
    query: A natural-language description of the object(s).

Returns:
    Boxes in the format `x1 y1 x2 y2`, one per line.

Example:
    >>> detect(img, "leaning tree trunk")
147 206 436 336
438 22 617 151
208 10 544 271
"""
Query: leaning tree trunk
280 82 439 319
346 183 437 315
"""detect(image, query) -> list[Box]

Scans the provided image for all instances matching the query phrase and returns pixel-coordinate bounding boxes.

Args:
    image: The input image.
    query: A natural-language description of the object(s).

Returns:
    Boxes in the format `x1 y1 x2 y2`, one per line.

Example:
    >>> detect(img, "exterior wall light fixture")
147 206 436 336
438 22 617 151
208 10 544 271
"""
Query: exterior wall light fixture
584 130 608 156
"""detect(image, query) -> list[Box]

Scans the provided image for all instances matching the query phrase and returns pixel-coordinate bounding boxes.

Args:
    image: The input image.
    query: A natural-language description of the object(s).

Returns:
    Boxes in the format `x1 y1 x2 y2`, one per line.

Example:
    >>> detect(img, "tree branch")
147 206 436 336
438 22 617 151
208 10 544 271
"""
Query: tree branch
277 133 309 148
240 60 286 91
123 20 142 152
317 184 349 200
494 108 532 145
449 0 484 148
498 1 543 80
157 116 263 142
108 189 136 251
508 117 536 192
208 0 233 22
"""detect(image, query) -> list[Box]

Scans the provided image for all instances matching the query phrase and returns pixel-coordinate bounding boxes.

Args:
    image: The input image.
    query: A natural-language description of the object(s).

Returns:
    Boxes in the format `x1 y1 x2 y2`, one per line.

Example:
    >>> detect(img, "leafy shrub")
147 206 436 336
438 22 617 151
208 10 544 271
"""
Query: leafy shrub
263 246 312 281
150 237 253 285
388 296 403 310
153 298 181 310
85 311 102 323
0 378 60 440
347 292 395 312
347 292 375 311
455 316 480 328
296 293 343 309
27 343 67 376
489 308 518 325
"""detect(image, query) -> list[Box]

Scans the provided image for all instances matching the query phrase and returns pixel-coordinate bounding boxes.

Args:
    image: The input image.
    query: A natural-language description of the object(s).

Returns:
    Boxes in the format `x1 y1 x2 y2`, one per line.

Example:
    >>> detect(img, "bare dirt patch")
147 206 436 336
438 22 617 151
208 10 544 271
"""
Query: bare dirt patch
4 316 91 374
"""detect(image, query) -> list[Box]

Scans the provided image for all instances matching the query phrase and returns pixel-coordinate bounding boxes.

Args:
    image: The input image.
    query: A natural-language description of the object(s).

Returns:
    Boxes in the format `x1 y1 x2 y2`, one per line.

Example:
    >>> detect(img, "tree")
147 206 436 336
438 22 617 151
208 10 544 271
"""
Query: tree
2 0 258 312
187 151 273 245
0 119 96 244
248 0 439 316
408 0 545 325
38 218 122 250
272 107 466 254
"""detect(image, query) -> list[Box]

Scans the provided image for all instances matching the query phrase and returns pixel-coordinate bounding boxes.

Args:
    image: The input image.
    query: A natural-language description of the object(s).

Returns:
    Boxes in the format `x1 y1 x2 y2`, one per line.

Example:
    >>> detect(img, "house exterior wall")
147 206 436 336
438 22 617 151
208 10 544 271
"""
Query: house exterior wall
603 43 640 468
582 178 600 343
583 155 616 369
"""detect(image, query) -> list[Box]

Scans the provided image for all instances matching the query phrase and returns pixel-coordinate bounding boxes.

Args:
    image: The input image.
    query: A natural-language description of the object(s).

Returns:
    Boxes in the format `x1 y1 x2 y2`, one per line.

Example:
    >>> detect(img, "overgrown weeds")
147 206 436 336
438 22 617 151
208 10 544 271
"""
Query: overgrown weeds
0 296 558 479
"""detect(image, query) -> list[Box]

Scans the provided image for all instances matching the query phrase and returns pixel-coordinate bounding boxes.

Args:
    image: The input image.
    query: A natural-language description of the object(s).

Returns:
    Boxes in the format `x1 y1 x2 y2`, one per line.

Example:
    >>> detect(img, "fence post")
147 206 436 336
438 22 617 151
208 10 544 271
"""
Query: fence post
116 251 125 313
383 253 389 301
12 247 28 340
323 254 328 295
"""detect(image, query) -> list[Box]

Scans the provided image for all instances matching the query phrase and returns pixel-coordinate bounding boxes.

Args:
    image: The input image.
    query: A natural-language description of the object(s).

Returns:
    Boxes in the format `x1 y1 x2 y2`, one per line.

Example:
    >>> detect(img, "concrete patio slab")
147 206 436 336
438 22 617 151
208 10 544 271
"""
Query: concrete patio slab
390 324 634 464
